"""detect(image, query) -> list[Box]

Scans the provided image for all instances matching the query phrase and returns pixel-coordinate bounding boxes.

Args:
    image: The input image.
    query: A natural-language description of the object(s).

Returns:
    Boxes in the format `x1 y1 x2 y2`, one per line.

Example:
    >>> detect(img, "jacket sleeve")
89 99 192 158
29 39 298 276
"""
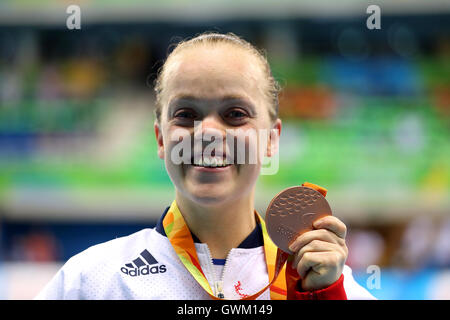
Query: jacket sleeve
293 274 347 300
288 264 376 300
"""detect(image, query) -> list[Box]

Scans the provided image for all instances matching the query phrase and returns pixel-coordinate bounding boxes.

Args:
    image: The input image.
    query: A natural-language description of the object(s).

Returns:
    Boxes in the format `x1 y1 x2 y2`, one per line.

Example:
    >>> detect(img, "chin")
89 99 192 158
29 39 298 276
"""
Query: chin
185 185 236 207
191 196 228 207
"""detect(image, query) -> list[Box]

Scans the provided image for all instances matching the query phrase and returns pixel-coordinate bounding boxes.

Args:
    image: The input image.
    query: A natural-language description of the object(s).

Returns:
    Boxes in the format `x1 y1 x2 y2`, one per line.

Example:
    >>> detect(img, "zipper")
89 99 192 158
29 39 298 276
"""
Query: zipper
214 281 225 299
204 245 231 299
217 250 234 299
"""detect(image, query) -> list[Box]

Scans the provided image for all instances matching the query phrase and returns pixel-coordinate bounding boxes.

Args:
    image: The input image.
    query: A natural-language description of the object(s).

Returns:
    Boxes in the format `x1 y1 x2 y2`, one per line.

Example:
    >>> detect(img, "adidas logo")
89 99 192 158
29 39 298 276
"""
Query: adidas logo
120 249 167 276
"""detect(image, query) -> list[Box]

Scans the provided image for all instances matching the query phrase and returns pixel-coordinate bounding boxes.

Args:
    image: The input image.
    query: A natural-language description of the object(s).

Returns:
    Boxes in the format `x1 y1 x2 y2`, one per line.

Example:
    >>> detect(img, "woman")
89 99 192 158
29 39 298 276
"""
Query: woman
36 32 375 300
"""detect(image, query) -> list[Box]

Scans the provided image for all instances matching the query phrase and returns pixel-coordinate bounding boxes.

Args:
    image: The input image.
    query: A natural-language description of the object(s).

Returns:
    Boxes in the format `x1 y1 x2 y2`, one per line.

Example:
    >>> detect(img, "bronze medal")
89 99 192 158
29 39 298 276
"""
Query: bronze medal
265 186 332 254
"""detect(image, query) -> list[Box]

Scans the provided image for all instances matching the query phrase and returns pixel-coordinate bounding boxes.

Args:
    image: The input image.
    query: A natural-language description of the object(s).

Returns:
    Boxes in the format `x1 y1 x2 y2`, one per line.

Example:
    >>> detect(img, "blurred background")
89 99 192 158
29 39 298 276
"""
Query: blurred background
0 0 449 299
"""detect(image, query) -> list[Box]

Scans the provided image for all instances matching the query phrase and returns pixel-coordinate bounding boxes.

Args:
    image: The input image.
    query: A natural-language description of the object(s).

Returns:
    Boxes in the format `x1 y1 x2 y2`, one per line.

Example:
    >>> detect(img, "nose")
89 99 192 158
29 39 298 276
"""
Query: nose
199 113 226 133
194 114 227 156
196 113 227 141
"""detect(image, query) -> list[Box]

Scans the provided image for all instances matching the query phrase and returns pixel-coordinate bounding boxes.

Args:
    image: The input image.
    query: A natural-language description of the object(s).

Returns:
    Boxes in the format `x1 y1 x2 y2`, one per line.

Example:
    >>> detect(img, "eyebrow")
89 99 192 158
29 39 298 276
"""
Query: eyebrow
168 94 257 116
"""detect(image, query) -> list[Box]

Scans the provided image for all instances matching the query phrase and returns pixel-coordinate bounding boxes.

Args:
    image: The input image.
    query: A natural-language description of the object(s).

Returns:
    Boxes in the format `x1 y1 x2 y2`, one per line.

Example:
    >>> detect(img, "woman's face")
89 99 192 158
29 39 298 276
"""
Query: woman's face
155 44 281 206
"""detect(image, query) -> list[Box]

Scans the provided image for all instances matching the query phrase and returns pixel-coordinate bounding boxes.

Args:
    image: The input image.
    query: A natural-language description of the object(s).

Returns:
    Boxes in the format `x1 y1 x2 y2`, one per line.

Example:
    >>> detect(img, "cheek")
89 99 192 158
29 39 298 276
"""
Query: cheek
163 126 193 161
159 127 192 188
231 127 271 165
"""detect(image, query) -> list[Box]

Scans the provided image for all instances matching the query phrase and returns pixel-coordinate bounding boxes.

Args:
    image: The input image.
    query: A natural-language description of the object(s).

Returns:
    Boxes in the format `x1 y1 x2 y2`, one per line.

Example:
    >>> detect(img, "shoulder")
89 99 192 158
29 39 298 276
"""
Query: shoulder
63 228 163 275
84 228 154 257
35 228 163 299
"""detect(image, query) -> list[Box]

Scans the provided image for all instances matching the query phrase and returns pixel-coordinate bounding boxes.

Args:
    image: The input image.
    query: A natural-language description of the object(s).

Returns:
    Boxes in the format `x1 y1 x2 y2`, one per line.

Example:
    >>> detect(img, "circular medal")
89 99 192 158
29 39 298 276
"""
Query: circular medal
265 186 332 255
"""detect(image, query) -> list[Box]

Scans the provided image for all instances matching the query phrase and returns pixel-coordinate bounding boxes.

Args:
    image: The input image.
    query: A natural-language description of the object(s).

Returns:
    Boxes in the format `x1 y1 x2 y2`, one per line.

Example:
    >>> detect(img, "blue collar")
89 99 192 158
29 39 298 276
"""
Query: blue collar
155 206 264 249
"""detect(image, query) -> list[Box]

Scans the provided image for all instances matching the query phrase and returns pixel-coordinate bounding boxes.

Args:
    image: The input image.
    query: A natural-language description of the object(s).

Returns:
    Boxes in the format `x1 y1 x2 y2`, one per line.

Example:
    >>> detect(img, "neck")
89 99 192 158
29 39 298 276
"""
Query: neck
175 192 257 259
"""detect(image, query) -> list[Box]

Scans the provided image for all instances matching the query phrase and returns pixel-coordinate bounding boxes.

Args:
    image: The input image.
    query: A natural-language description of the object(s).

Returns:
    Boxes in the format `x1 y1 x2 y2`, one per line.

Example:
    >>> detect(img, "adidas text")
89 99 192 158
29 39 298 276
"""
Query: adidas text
121 264 167 276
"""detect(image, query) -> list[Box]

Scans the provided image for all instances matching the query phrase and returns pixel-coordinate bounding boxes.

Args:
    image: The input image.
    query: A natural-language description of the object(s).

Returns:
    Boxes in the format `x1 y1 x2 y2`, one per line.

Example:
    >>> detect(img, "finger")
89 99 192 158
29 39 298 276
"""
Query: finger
296 251 327 278
297 251 343 279
313 216 347 239
293 240 341 268
289 229 343 252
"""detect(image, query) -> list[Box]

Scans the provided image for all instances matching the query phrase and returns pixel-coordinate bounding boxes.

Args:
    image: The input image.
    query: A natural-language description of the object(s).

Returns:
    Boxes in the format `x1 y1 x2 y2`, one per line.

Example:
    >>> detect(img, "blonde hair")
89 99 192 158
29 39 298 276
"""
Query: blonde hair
153 32 280 123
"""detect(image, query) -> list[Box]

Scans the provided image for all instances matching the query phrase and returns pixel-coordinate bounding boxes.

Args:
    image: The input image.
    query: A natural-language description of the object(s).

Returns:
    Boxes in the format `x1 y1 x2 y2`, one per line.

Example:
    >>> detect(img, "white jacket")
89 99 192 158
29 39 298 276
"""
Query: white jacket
35 209 375 300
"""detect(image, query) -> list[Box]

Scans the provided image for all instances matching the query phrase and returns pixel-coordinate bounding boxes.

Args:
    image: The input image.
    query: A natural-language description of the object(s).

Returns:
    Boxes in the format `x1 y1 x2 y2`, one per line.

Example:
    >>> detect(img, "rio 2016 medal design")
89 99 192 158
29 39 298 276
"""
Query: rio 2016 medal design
265 186 332 255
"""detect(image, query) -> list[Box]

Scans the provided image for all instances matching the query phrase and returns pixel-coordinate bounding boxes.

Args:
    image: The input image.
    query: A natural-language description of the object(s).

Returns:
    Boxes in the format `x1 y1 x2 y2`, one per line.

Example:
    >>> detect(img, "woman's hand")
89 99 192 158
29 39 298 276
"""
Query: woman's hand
288 216 348 291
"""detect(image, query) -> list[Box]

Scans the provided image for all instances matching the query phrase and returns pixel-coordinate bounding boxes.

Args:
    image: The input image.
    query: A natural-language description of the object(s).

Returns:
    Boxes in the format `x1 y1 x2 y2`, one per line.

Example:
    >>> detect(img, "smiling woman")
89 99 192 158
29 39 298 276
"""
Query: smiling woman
35 32 375 300
153 33 283 263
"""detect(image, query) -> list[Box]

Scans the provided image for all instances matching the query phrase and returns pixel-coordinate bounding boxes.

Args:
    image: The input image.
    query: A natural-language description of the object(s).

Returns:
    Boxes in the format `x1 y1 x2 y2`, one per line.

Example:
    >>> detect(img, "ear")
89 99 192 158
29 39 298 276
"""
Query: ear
266 118 281 157
154 121 165 159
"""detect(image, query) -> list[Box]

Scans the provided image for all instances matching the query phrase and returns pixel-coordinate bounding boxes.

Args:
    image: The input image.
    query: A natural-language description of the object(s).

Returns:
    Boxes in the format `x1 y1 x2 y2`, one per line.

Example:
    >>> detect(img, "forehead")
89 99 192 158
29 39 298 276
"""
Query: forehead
163 44 265 102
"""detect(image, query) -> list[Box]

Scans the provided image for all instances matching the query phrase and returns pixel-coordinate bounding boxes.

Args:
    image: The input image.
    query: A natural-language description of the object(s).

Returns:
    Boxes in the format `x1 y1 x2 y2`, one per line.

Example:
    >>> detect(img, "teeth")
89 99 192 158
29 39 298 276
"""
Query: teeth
192 157 201 166
193 156 230 167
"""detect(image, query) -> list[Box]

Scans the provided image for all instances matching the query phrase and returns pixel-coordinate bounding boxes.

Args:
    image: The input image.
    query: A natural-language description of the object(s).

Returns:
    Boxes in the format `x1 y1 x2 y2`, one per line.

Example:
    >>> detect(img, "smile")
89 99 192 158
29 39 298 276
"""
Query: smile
180 155 235 173
192 156 231 168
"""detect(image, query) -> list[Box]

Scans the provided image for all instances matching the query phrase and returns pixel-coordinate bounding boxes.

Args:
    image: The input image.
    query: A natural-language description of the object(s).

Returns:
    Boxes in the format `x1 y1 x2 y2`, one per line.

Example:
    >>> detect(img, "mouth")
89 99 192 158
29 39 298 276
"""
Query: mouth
192 156 231 167
184 155 234 172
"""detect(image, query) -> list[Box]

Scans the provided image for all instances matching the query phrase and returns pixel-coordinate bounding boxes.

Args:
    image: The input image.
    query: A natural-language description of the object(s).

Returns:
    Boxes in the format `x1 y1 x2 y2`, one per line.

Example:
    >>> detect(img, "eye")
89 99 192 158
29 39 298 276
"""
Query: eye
174 109 197 119
224 108 248 120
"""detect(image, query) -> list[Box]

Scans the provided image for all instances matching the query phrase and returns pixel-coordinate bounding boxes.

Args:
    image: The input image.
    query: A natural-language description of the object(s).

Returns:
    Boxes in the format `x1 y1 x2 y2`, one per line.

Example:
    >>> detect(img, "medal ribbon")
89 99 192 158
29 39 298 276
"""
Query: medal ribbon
163 200 288 300
162 182 327 300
